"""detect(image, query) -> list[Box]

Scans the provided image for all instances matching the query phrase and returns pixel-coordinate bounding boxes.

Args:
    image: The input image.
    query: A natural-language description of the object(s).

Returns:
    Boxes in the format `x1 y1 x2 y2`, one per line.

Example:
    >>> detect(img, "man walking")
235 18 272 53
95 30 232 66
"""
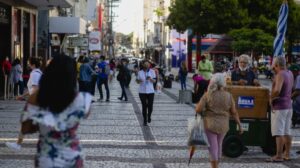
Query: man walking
97 56 110 102
267 57 294 162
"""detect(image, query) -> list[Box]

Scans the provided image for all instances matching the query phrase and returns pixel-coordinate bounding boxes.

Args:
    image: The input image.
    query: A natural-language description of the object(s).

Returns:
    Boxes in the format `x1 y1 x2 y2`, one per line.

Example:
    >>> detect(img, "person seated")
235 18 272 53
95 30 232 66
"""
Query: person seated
231 54 260 86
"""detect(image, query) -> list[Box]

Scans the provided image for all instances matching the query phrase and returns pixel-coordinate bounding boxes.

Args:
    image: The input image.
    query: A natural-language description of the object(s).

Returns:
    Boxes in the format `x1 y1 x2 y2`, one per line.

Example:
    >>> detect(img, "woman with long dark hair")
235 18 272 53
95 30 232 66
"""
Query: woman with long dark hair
22 55 92 167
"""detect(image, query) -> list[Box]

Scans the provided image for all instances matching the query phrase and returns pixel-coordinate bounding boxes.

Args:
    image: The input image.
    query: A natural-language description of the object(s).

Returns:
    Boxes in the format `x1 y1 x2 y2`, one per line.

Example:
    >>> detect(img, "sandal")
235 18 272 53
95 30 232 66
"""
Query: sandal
265 157 283 162
283 157 291 161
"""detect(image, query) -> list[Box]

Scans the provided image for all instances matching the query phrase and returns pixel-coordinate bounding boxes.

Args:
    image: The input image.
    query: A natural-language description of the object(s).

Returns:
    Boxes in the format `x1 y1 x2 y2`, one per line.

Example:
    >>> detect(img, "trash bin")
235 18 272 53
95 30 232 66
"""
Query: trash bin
163 76 172 88
222 86 276 157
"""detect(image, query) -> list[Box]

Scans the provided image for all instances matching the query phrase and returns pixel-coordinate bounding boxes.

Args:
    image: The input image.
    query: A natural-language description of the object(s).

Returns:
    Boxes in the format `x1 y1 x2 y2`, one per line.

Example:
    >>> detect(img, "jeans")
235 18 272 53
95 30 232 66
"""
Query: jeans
205 129 226 161
90 75 97 96
14 80 24 96
97 78 110 100
180 76 187 90
119 81 127 100
139 93 155 123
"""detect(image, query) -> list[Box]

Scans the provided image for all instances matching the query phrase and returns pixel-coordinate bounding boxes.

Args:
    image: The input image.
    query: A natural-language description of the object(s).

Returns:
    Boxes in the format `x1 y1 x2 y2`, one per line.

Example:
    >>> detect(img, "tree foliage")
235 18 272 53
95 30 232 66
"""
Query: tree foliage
167 0 246 35
167 0 300 56
229 28 273 55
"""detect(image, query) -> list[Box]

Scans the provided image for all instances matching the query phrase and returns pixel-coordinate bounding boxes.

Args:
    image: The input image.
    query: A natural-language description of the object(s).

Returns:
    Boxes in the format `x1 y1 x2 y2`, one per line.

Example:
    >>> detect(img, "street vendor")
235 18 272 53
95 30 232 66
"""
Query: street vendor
231 54 260 86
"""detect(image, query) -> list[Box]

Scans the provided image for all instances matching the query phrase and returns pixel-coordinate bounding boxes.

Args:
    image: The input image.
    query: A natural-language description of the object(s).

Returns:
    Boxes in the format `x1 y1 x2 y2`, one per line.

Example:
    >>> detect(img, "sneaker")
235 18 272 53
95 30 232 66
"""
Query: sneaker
106 99 110 102
98 98 103 101
5 142 21 151
148 118 151 123
118 97 122 100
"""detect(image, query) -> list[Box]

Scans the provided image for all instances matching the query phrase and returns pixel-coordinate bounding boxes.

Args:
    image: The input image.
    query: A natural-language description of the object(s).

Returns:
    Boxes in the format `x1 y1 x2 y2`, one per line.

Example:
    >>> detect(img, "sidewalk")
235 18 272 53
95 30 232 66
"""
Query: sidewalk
0 76 299 168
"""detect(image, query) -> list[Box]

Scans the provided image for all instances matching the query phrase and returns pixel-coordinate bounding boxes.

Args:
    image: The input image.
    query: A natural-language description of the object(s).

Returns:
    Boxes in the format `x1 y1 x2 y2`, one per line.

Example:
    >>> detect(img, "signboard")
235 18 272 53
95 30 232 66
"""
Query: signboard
89 31 101 51
238 96 254 109
69 37 88 47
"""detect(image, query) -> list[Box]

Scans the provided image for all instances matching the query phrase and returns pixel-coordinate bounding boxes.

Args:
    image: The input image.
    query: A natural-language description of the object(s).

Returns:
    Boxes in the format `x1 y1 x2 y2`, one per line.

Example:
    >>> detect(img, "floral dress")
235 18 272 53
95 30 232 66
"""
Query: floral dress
24 92 92 168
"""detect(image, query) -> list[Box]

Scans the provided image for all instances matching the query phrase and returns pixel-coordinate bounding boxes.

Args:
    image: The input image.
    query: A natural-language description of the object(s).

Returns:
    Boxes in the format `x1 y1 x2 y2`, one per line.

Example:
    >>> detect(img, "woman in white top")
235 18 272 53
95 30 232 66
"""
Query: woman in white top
6 57 42 151
136 60 156 126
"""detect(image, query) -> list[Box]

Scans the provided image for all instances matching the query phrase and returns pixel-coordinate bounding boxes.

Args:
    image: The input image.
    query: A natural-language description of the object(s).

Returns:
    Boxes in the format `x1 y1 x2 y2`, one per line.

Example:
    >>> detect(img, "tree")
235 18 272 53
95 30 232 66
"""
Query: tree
167 0 246 65
235 0 300 57
229 28 274 56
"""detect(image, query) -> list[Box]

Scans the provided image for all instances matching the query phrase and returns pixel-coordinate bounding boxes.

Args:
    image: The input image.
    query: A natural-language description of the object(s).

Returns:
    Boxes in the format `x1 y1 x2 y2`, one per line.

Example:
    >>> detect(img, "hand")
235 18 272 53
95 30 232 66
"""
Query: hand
238 125 244 134
238 79 247 85
253 79 260 86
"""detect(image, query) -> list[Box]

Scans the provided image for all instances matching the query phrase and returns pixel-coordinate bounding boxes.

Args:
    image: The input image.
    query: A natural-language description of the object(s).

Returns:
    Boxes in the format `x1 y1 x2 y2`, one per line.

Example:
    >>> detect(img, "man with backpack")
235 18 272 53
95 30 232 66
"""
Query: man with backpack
97 56 110 102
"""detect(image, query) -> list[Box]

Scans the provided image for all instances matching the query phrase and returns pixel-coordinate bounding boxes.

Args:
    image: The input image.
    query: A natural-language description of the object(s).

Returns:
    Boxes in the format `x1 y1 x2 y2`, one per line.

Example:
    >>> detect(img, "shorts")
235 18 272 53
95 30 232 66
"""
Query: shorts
271 109 293 136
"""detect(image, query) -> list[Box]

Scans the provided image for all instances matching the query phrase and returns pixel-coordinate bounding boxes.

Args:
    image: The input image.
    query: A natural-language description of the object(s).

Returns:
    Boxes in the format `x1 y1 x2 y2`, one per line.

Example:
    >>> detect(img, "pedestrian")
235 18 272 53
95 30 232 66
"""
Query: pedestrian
2 56 12 99
10 58 24 96
97 55 110 101
20 54 92 167
292 68 300 127
179 61 188 90
136 60 156 126
231 54 260 86
79 57 94 94
267 57 294 162
195 73 243 168
198 55 214 80
76 55 85 82
117 59 130 101
109 58 116 79
6 57 42 151
90 56 98 96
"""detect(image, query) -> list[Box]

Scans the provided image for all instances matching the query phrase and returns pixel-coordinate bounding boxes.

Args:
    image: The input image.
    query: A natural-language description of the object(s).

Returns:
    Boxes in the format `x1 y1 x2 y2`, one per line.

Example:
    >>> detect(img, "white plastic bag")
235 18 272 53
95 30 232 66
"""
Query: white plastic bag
187 116 209 146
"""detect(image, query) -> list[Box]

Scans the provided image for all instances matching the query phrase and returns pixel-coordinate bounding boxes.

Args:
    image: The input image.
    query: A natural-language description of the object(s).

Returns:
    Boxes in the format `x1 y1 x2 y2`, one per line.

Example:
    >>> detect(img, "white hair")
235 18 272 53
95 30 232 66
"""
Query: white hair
207 73 226 102
238 54 251 65
273 57 286 68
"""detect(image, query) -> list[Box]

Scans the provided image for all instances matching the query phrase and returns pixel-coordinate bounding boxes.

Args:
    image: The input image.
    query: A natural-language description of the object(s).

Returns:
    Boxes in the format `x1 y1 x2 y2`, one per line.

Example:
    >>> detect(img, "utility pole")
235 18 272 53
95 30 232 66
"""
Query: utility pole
106 0 120 59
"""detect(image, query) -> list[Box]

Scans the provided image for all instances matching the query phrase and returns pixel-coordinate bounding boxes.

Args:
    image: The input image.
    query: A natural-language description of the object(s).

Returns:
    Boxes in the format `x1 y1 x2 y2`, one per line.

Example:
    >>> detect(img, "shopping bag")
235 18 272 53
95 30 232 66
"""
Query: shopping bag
187 116 209 146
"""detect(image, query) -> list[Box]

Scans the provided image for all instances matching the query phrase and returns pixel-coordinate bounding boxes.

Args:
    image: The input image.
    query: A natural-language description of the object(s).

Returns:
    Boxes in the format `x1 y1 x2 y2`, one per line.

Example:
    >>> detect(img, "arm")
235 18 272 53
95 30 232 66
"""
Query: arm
292 89 300 99
195 93 206 114
208 61 214 73
229 96 243 134
270 73 284 99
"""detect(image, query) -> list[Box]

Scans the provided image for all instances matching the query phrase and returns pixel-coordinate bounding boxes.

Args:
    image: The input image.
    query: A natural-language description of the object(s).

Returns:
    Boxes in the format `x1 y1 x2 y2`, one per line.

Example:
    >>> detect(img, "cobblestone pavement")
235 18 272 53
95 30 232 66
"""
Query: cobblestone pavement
0 74 300 168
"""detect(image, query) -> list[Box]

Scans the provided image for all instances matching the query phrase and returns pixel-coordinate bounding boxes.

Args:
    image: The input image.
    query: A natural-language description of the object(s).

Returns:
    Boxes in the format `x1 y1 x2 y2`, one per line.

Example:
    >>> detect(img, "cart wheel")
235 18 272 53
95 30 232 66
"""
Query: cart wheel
222 135 244 158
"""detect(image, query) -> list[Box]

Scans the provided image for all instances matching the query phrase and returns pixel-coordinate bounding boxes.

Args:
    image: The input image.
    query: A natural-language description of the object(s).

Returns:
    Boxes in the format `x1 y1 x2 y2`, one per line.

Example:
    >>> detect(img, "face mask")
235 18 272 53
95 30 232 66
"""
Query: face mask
239 65 248 71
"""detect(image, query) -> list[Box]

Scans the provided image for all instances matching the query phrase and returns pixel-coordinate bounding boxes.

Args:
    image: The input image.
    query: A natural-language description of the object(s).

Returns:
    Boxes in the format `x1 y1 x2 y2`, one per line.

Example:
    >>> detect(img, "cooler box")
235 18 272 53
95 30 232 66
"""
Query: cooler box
225 86 269 119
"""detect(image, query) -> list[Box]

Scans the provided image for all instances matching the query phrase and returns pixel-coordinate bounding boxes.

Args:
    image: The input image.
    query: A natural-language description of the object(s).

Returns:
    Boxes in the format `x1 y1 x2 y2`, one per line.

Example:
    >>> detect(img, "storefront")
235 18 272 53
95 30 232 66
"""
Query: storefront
0 0 37 98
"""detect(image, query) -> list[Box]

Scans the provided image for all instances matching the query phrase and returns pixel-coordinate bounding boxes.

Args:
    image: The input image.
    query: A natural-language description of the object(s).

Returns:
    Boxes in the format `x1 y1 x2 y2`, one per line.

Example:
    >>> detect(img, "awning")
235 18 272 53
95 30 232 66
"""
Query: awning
49 17 86 34
23 0 73 8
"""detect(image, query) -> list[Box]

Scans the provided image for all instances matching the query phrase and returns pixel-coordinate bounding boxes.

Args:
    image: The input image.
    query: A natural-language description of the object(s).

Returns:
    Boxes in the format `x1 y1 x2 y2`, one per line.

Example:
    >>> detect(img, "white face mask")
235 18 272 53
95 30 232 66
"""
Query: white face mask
239 65 248 71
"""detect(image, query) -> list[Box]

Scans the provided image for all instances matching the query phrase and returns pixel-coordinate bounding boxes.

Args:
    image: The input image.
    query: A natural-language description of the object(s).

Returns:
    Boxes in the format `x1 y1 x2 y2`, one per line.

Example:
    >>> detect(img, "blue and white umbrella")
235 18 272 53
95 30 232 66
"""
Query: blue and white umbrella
273 0 289 57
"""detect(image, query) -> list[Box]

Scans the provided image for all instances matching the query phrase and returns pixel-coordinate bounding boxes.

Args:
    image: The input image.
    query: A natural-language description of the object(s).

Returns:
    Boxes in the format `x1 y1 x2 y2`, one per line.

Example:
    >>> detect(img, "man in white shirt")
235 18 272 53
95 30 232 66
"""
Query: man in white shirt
136 60 156 126
6 57 42 151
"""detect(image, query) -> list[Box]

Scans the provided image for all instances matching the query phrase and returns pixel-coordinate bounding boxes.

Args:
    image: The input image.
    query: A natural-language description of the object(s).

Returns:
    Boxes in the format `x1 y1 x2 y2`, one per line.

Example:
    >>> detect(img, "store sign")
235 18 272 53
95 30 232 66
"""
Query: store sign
69 37 88 47
89 31 101 51
238 96 254 108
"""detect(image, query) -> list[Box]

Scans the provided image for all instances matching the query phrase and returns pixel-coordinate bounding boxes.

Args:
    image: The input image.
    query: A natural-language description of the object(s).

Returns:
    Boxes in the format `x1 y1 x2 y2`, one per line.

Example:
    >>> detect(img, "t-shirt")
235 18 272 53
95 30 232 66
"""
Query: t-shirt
137 69 156 94
97 61 110 79
27 69 42 95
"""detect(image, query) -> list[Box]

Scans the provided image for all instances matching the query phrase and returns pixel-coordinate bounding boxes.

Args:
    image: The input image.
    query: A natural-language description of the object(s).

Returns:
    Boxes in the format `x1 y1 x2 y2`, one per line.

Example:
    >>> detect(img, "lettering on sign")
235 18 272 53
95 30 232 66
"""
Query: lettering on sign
237 96 254 108
236 123 249 131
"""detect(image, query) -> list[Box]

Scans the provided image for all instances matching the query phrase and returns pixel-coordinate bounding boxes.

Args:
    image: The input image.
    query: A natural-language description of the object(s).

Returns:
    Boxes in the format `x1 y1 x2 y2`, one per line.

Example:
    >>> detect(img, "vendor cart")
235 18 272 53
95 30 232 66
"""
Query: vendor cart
222 86 276 158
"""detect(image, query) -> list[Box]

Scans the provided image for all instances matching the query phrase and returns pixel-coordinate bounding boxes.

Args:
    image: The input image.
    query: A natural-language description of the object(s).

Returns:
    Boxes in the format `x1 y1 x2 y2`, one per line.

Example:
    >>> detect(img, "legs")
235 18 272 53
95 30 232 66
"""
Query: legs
147 93 155 123
119 81 127 100
205 129 225 168
270 109 293 161
139 94 148 125
97 80 103 99
103 78 110 100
